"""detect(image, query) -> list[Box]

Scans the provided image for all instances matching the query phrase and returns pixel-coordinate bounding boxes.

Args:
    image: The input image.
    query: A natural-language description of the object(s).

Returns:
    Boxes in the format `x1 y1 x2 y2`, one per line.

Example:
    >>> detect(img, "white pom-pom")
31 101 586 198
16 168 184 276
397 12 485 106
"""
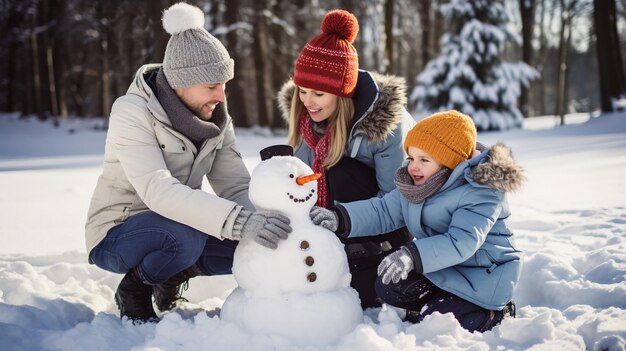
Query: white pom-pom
162 2 205 35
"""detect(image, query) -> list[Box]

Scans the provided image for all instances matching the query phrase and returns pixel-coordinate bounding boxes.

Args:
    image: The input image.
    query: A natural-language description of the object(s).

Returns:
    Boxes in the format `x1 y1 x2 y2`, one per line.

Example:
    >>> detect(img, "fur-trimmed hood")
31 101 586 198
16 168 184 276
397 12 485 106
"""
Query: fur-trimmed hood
471 143 526 193
277 70 408 143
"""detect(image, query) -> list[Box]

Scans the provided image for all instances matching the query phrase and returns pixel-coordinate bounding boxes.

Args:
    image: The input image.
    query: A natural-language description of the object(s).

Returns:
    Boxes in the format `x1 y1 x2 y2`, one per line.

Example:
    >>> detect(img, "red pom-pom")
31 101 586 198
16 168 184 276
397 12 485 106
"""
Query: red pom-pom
320 10 359 43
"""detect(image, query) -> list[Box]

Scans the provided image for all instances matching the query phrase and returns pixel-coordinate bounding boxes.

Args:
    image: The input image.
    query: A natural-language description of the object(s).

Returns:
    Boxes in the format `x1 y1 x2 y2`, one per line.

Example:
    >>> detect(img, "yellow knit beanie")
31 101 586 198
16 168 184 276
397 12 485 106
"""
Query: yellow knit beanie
404 110 477 170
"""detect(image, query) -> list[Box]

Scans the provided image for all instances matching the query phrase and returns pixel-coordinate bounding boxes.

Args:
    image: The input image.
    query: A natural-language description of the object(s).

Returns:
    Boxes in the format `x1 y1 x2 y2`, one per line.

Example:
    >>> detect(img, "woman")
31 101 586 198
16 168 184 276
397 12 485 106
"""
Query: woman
277 9 415 309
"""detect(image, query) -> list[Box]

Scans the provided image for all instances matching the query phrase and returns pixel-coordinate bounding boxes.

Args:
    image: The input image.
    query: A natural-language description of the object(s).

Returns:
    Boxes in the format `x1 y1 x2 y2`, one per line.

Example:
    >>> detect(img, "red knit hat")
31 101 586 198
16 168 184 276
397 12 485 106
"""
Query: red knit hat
293 10 359 97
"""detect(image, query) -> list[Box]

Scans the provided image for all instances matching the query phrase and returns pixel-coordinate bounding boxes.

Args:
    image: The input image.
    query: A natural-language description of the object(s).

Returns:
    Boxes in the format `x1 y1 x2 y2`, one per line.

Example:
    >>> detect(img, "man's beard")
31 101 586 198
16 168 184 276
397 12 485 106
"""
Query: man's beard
190 102 217 121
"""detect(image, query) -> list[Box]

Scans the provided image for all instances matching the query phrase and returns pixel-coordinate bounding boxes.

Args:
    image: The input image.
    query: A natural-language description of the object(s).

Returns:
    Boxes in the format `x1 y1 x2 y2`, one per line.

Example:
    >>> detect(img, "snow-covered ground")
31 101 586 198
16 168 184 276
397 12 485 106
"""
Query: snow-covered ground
0 111 625 351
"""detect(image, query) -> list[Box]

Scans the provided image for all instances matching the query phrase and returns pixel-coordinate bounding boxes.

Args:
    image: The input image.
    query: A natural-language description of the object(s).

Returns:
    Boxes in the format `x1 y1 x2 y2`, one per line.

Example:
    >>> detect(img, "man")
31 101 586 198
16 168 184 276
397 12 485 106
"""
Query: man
85 2 291 324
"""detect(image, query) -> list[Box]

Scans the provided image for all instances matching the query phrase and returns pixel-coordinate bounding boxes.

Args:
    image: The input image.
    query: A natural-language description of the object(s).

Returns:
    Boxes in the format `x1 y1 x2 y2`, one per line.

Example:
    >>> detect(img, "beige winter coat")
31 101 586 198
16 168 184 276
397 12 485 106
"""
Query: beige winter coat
85 64 253 257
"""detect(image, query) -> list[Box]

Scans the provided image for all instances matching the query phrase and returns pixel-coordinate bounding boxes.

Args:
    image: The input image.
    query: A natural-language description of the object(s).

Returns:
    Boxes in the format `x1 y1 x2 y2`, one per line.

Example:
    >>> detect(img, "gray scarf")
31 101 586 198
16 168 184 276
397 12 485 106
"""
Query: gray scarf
394 166 452 204
155 69 226 148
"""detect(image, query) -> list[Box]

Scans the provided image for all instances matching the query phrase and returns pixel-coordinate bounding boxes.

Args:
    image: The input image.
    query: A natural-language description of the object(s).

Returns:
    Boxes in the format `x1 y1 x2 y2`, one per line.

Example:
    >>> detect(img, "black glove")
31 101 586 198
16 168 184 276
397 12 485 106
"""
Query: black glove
232 210 292 249
309 206 338 232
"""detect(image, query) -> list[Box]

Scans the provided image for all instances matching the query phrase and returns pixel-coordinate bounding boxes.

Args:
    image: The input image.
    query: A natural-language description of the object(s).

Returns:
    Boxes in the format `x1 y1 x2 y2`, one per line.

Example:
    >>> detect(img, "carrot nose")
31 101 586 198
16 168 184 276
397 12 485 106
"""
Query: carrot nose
296 173 322 185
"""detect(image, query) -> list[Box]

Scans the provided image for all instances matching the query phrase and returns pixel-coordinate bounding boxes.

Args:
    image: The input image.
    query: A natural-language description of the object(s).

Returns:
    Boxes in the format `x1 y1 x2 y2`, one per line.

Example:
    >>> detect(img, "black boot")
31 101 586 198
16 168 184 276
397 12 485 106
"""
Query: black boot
115 266 159 324
503 301 516 318
153 263 203 312
476 301 516 332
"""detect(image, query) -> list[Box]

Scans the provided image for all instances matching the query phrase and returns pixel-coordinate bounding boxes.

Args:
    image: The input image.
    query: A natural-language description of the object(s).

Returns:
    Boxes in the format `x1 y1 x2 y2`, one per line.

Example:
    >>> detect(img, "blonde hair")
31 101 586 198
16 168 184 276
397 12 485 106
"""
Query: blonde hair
287 87 355 169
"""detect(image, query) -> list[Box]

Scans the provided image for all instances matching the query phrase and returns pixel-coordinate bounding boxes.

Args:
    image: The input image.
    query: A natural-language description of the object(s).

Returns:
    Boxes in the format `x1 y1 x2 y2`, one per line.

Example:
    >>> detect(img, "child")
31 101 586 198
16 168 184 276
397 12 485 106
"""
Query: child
311 110 524 332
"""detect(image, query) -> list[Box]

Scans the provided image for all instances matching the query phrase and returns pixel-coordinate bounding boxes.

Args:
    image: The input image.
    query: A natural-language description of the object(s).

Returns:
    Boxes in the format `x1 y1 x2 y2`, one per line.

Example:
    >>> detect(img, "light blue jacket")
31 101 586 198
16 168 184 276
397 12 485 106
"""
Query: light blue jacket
278 70 416 197
338 143 525 310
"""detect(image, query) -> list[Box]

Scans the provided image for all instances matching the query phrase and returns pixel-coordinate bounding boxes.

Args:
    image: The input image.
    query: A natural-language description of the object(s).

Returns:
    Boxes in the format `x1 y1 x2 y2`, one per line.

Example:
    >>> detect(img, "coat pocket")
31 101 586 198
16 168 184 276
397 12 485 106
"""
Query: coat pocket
154 126 186 154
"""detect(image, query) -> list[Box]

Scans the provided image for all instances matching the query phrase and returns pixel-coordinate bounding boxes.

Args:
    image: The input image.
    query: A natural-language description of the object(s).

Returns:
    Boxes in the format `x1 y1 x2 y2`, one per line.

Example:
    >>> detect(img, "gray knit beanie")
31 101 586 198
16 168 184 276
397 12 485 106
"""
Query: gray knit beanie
162 2 234 89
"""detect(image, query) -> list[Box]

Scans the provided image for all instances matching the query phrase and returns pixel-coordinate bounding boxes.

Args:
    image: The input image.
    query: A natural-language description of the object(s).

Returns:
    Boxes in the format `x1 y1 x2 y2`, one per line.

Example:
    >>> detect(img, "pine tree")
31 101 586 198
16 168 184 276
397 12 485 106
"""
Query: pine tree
410 0 539 131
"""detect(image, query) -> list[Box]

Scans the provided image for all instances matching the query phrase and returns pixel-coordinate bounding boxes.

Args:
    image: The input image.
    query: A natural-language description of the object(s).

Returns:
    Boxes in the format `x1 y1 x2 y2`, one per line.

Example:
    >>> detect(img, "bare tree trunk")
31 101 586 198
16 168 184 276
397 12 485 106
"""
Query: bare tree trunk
417 0 432 70
519 0 536 116
561 14 573 125
64 41 86 118
40 0 58 121
56 55 68 118
270 1 289 130
208 0 219 30
6 39 15 112
593 0 626 112
536 0 558 116
384 0 394 73
223 0 250 127
5 3 18 112
98 2 111 122
252 1 270 127
30 10 44 118
46 46 58 117
433 1 445 59
48 0 67 118
555 0 567 120
120 6 136 95
556 28 567 122
148 0 169 63
101 43 111 121
557 0 578 125
537 1 547 115
69 75 86 117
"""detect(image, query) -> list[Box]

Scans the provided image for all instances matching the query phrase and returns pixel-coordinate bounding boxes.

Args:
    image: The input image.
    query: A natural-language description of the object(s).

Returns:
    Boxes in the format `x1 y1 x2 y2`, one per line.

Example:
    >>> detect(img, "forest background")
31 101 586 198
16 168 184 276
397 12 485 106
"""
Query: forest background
1 0 625 129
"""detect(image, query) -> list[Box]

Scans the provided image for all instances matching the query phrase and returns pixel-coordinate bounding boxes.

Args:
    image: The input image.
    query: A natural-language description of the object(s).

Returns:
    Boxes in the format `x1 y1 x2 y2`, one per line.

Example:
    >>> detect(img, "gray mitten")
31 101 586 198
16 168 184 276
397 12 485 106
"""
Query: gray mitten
309 206 338 232
377 246 415 284
232 210 292 249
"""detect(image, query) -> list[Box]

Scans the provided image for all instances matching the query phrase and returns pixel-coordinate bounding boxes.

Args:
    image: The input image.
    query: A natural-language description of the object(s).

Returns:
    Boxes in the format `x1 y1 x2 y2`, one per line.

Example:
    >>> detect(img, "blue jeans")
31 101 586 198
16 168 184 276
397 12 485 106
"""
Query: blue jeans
375 271 505 332
89 211 238 285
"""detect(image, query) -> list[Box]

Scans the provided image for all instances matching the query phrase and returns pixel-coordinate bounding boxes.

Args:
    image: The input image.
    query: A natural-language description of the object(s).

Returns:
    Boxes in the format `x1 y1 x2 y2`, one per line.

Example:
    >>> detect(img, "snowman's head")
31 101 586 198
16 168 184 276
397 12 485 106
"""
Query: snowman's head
249 156 320 217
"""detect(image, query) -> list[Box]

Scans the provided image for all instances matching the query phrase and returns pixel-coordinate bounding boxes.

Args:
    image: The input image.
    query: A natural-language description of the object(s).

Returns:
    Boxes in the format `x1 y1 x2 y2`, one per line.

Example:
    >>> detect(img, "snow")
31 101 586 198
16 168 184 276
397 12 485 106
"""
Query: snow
1 111 626 350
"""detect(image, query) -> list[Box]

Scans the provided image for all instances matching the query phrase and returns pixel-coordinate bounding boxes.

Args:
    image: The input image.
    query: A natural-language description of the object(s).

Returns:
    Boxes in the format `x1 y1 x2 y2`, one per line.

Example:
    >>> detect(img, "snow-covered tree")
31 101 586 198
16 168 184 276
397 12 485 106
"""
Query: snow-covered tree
410 0 539 131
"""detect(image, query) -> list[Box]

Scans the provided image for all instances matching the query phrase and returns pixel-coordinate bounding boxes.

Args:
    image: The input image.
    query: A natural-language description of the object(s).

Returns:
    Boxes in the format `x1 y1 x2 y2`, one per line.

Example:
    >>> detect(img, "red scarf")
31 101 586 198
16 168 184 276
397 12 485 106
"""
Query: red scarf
299 110 332 208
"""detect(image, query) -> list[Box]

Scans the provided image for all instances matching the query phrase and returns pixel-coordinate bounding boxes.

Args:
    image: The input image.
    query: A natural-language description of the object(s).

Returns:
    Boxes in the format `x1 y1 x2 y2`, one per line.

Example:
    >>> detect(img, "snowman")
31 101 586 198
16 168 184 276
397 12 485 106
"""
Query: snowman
221 145 363 347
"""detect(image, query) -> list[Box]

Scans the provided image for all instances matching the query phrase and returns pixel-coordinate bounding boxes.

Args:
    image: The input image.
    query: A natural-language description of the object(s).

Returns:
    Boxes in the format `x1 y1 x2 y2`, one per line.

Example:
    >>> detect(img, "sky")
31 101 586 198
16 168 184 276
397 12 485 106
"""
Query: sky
0 111 625 351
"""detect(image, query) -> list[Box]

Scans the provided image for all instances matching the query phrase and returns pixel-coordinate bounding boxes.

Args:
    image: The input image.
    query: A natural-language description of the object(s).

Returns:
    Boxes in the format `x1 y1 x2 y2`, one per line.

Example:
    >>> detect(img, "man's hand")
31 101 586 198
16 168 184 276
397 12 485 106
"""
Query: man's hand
377 246 415 284
233 210 292 249
309 206 338 232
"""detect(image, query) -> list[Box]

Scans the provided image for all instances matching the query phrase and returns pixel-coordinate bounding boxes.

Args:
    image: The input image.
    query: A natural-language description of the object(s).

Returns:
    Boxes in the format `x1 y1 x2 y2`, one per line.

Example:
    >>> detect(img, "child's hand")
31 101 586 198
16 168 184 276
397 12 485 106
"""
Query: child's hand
377 246 415 284
309 206 338 232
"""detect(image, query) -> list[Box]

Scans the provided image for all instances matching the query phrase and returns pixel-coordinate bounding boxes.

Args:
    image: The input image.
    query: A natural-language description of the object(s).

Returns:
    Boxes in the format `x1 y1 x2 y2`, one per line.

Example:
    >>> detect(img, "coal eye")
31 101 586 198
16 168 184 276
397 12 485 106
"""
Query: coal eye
289 174 294 178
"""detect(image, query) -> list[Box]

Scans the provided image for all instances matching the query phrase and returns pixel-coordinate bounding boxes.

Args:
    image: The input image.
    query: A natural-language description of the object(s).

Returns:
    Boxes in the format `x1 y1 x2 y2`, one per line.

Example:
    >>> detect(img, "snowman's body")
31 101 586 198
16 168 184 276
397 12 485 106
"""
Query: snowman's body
232 217 352 295
221 155 363 346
